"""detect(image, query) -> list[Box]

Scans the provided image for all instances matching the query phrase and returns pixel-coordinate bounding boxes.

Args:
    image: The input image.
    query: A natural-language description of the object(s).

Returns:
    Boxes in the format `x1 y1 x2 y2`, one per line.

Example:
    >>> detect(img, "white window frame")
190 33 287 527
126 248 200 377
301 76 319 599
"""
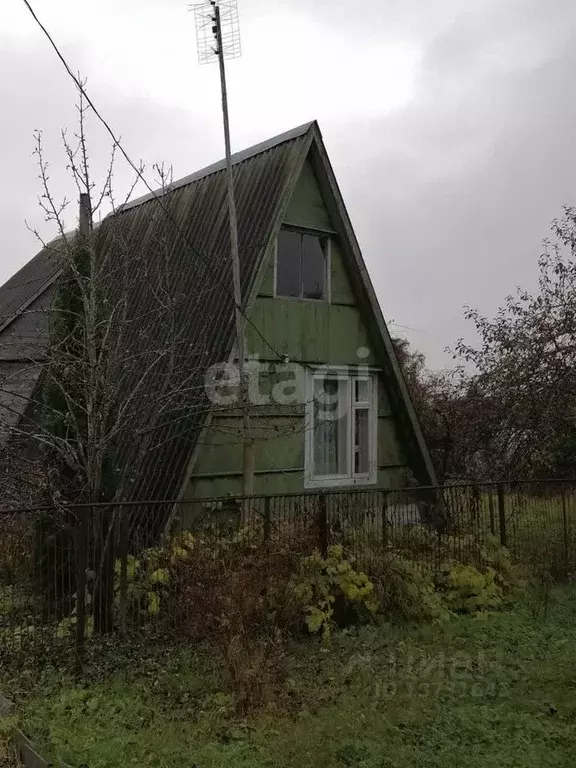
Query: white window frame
273 227 332 302
304 368 378 489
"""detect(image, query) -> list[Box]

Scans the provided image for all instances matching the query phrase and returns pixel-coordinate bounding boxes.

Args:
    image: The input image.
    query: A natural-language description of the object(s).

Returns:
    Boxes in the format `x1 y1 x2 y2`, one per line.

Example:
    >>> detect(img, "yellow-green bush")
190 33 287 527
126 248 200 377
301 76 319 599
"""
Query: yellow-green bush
116 525 520 633
370 554 449 623
119 532 379 645
114 530 196 619
275 545 378 644
435 563 504 614
478 536 520 589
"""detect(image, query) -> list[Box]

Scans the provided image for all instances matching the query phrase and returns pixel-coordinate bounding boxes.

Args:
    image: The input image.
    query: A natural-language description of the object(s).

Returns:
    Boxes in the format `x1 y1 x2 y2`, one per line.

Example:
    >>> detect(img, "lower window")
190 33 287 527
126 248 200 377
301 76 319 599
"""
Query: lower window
305 371 377 488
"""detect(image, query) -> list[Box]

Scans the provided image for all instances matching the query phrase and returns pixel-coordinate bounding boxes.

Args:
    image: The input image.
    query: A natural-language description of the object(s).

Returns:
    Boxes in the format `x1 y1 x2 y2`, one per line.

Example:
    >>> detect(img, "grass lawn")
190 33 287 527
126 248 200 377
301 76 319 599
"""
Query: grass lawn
8 585 576 768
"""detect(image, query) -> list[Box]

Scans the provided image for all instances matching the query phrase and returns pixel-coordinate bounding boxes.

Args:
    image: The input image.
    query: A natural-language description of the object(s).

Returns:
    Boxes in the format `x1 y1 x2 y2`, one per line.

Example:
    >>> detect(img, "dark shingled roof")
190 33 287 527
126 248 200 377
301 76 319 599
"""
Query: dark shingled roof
122 121 315 212
103 121 314 500
0 246 60 336
0 121 315 497
0 242 61 448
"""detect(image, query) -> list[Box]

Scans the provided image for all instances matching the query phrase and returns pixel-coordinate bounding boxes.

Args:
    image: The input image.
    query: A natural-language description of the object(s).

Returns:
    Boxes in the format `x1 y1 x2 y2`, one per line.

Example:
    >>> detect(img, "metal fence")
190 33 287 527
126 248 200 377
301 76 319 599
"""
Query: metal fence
1 480 575 668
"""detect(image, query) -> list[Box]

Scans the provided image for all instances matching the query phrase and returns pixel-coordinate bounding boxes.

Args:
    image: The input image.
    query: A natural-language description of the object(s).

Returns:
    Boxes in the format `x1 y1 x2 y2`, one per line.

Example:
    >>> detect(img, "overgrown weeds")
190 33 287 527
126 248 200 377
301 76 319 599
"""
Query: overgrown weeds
0 511 525 712
0 717 19 768
109 523 522 707
0 514 33 586
17 585 576 768
370 553 449 622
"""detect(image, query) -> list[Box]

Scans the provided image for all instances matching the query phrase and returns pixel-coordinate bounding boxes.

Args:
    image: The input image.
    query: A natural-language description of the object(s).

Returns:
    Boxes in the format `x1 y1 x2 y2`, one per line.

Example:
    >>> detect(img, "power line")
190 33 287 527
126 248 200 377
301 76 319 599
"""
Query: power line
389 321 426 334
20 0 286 364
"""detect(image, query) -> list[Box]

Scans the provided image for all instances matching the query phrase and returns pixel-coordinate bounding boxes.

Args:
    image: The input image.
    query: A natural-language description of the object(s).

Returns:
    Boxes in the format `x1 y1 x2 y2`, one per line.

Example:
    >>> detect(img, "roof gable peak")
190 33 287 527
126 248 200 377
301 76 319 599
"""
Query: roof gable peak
122 120 319 213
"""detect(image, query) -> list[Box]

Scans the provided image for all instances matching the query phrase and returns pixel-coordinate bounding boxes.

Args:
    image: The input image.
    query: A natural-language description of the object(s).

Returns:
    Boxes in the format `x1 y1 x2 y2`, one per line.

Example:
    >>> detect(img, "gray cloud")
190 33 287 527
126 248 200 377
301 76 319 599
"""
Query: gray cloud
0 39 210 283
324 0 576 365
2 0 576 368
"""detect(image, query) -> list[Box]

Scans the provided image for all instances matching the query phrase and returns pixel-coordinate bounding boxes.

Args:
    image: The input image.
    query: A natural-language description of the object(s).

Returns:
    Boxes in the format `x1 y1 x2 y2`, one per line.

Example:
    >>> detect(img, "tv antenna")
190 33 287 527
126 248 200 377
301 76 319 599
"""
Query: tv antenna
191 0 254 496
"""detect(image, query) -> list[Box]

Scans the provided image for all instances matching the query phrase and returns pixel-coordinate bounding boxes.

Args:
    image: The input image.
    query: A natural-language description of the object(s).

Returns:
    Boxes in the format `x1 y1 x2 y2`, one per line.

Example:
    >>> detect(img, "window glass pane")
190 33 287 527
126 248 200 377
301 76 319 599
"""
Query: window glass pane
313 378 348 476
302 234 326 299
354 407 370 475
355 379 369 404
276 230 301 297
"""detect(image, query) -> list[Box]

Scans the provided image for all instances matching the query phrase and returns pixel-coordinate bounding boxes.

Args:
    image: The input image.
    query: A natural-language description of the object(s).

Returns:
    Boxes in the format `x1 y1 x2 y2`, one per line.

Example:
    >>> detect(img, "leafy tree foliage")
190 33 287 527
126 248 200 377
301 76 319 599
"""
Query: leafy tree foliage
455 206 576 479
396 206 576 481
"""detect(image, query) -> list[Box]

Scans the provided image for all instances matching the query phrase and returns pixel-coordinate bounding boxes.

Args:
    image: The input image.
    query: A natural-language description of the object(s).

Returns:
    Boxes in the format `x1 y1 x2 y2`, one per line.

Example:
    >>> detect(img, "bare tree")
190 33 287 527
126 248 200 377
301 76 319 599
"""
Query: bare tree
2 102 210 497
0 96 217 631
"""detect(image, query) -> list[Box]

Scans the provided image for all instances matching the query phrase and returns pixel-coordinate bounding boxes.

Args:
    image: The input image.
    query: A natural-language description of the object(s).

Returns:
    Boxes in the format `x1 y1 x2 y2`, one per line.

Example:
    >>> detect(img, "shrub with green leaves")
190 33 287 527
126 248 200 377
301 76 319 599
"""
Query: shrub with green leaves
114 530 196 620
435 563 504 613
432 536 519 615
278 545 378 643
370 553 449 623
479 536 520 589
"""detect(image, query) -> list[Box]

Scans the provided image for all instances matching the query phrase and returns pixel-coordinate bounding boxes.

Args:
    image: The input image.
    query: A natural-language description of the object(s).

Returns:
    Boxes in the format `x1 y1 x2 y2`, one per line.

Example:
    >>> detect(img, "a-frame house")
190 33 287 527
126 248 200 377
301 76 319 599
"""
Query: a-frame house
0 121 436 504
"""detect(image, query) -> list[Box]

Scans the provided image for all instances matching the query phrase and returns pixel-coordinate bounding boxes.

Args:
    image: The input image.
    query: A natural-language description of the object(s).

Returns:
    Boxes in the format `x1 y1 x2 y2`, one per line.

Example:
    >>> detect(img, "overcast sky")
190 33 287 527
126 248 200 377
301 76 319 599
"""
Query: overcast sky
1 0 576 368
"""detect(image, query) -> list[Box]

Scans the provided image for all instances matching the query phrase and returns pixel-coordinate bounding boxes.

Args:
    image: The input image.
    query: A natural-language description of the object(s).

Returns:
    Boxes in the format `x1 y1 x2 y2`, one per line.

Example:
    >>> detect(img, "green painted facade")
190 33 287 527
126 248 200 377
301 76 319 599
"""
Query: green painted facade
184 157 412 501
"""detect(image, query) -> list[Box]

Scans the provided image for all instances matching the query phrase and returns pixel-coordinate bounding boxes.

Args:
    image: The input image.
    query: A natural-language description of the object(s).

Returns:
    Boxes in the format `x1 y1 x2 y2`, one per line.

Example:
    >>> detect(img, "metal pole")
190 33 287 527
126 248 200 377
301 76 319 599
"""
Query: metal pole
75 193 91 673
119 506 129 638
562 490 569 577
497 485 507 548
75 507 87 675
317 494 329 557
214 2 254 496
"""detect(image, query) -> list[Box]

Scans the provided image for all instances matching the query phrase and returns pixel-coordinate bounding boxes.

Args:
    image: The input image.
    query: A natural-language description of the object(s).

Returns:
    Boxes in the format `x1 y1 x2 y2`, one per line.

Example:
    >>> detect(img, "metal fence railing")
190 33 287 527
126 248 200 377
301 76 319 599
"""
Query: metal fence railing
1 480 575 669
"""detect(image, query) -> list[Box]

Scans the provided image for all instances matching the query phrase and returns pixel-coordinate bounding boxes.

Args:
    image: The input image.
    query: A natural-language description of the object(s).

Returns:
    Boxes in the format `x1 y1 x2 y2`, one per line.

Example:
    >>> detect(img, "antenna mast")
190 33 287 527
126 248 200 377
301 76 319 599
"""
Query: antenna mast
193 0 254 496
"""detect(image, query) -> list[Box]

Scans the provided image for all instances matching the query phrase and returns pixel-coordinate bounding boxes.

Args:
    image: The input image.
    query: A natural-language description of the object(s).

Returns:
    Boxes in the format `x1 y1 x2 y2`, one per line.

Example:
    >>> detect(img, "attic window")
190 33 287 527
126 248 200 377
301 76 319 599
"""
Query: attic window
276 229 328 300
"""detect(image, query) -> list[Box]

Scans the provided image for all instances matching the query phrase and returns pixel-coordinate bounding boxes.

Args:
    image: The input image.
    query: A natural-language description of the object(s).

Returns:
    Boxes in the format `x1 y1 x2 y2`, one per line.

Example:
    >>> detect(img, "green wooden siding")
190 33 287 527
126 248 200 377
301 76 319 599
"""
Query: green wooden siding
184 153 412 501
283 159 335 232
331 240 356 306
248 293 375 365
193 414 305 476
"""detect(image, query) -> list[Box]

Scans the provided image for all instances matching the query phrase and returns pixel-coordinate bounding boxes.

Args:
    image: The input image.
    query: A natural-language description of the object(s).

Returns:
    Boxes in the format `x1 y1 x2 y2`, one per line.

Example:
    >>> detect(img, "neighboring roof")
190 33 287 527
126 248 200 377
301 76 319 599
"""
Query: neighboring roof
0 243 60 336
0 363 43 442
0 242 61 447
0 119 436 501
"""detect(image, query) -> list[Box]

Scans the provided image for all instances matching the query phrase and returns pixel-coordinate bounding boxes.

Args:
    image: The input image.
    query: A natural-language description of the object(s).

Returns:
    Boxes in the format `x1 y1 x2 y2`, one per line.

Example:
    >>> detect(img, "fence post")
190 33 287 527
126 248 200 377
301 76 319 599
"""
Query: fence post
381 491 389 550
317 494 329 557
488 492 496 536
75 507 87 675
263 496 271 549
471 484 480 526
118 506 129 639
497 485 507 548
562 490 569 577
